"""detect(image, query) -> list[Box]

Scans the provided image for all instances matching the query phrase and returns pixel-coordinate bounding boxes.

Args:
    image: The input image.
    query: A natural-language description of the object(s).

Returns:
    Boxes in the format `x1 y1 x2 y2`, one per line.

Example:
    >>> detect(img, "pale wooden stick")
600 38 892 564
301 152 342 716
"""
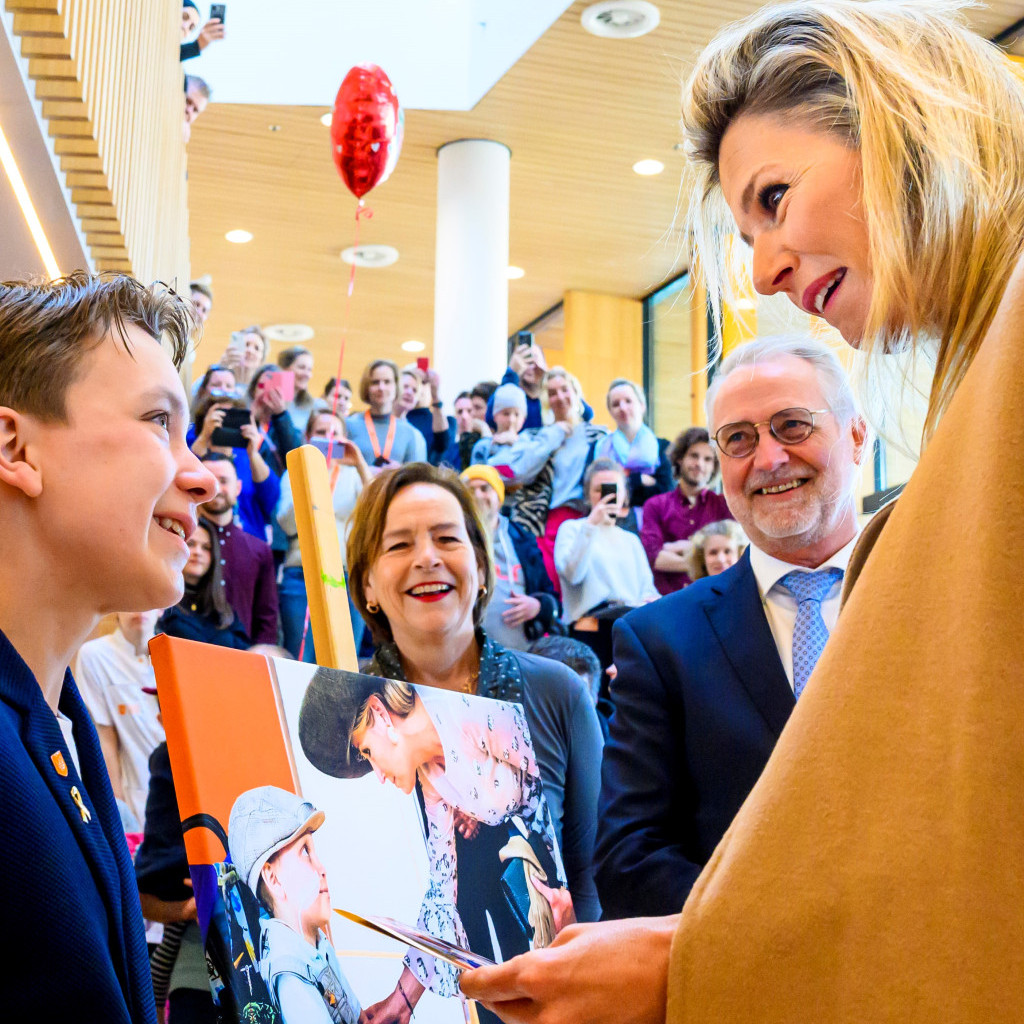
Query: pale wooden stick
286 445 358 671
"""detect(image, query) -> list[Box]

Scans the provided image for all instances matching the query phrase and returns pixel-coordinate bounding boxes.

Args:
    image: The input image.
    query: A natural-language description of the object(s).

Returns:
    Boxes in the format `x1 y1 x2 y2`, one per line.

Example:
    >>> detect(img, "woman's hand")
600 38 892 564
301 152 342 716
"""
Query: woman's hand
219 346 242 373
460 916 678 1024
587 495 617 527
454 808 481 840
529 877 576 935
198 406 226 446
502 594 541 627
258 384 288 417
240 419 261 458
492 430 518 446
361 969 423 1024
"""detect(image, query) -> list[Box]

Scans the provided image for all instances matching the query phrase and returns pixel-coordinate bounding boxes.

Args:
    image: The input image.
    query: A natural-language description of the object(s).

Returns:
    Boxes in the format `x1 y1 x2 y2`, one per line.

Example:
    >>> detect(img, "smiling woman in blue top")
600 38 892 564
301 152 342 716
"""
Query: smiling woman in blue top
0 272 217 1023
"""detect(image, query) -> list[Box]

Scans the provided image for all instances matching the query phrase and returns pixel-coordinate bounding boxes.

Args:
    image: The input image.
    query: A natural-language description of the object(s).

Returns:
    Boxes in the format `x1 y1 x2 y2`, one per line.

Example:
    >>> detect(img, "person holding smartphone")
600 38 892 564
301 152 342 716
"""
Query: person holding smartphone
190 395 280 542
489 336 594 431
554 459 659 631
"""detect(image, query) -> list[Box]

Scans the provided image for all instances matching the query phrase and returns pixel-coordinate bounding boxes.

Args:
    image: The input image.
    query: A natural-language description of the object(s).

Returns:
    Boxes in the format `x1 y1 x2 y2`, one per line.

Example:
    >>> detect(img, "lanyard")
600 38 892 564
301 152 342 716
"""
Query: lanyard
364 410 397 462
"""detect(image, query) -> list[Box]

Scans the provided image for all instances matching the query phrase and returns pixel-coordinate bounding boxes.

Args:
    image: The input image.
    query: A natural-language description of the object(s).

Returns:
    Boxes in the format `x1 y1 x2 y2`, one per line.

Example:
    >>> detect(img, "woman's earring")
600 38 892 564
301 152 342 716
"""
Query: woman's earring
479 585 487 598
386 726 399 745
366 600 380 614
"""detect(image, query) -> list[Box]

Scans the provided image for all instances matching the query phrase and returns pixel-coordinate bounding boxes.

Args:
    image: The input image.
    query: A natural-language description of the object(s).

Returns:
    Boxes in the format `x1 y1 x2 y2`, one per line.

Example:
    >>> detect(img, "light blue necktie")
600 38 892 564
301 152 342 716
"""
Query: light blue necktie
778 567 844 699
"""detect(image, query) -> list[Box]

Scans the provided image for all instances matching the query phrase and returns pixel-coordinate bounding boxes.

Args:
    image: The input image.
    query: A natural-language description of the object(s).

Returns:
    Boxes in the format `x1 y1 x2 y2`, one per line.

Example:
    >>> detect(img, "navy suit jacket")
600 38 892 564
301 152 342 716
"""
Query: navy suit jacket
0 629 155 1023
594 550 795 919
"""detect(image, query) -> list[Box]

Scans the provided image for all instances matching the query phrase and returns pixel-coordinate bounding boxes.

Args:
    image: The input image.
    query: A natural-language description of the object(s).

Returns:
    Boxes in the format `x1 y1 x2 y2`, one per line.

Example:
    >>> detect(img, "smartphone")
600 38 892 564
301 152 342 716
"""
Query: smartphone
506 329 534 363
226 330 245 361
210 3 226 23
416 356 429 373
210 407 250 448
600 482 620 508
261 369 295 405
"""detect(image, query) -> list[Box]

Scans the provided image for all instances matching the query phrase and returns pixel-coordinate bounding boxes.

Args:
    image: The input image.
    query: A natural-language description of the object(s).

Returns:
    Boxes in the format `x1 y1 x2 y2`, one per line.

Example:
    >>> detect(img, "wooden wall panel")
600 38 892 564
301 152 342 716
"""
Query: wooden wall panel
6 0 189 284
562 290 643 429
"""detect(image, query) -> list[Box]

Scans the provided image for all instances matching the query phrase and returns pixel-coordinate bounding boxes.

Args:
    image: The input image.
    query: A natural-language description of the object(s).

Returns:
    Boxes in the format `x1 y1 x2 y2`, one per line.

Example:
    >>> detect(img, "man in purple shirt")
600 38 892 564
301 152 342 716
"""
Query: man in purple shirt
200 454 280 644
640 427 732 595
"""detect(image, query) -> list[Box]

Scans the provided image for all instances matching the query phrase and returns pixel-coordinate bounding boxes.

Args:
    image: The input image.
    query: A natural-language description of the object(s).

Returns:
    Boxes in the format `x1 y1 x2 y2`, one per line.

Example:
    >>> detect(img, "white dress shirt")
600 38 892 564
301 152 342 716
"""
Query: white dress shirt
748 533 859 693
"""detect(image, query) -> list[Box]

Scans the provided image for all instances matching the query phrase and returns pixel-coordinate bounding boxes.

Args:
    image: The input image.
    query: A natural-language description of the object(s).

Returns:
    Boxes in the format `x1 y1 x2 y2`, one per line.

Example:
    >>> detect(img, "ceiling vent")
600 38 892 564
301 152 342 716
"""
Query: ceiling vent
341 244 399 268
263 324 315 343
581 1 660 39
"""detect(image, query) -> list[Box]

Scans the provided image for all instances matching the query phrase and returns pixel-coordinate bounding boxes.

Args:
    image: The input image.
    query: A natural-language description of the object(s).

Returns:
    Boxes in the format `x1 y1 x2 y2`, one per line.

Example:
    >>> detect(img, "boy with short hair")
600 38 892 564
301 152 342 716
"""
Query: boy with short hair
229 786 361 1024
0 272 217 1022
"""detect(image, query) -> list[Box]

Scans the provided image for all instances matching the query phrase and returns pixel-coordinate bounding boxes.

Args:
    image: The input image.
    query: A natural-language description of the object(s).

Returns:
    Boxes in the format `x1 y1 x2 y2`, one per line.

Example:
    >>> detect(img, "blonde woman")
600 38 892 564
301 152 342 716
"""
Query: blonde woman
681 519 746 581
462 3 1024 1022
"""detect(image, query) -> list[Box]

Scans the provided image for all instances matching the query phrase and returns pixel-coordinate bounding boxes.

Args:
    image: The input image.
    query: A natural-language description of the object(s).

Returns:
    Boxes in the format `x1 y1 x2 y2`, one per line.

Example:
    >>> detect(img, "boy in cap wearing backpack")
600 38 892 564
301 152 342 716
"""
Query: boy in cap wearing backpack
229 785 361 1024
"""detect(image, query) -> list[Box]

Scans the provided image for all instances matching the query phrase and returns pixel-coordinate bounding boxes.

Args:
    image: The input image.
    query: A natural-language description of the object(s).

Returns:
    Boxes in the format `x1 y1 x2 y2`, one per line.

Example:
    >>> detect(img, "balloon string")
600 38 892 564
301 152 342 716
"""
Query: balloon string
327 200 373 466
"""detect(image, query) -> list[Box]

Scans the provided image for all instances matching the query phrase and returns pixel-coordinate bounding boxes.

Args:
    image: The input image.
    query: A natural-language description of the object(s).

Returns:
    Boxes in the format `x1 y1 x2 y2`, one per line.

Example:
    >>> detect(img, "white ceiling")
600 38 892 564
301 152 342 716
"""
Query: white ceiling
191 0 574 110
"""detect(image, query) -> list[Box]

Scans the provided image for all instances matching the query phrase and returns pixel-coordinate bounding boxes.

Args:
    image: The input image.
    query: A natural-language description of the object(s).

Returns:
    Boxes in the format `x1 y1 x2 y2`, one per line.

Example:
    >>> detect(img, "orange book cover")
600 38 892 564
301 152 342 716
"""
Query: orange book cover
151 636 572 1024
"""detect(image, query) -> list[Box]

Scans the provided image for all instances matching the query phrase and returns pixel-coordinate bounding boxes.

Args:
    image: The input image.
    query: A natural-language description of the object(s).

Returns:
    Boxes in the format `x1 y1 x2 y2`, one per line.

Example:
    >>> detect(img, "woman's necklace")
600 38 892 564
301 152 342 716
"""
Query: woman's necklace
460 666 480 694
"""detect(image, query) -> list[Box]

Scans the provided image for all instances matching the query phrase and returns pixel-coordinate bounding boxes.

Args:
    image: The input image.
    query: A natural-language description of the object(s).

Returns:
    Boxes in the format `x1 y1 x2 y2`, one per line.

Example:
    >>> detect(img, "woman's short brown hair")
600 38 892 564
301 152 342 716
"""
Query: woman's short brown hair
346 463 495 644
358 359 400 405
0 271 196 423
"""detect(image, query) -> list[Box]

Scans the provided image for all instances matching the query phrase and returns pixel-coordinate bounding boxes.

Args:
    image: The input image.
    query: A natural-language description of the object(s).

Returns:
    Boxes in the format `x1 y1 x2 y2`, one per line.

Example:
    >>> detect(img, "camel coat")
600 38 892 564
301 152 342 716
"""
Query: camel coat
666 313 1024 1021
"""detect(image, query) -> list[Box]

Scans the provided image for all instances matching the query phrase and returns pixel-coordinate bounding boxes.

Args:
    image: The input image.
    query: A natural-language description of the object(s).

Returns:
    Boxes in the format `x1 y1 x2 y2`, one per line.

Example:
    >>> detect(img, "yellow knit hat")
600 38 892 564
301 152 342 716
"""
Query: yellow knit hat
459 464 505 505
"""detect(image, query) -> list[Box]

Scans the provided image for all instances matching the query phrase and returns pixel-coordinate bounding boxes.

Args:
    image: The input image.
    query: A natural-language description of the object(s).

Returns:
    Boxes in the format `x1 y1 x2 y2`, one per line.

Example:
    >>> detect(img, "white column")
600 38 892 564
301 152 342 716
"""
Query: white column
433 139 510 405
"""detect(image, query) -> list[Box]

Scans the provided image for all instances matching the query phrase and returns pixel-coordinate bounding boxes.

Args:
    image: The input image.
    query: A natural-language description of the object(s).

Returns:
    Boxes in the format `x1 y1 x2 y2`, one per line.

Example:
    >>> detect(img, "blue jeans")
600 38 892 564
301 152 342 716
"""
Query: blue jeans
279 565 366 664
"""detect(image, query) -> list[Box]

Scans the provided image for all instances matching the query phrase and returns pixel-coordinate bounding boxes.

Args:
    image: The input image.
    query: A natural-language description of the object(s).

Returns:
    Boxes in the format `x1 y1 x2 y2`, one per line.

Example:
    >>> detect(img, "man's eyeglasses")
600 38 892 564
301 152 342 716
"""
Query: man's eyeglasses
712 408 830 459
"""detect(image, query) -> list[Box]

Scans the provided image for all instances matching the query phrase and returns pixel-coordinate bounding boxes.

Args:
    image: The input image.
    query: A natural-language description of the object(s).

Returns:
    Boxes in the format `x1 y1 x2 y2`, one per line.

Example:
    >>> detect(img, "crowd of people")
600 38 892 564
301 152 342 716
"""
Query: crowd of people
4 0 1024 1023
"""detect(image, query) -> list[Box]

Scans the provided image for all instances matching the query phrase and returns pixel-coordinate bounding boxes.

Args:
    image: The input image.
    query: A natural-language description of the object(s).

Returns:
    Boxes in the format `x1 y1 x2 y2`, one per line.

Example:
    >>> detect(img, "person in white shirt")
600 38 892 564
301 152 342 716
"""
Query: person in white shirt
554 458 660 627
76 610 164 830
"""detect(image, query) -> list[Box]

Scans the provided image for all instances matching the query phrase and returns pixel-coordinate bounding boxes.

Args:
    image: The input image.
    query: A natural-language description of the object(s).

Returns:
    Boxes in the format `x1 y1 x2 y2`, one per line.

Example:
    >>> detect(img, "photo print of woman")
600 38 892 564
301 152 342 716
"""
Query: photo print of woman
297 668 574 1022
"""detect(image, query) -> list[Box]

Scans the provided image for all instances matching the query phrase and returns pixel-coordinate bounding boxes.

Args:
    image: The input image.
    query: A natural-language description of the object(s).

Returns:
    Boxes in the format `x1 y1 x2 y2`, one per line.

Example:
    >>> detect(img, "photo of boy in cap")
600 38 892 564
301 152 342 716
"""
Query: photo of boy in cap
229 786 361 1024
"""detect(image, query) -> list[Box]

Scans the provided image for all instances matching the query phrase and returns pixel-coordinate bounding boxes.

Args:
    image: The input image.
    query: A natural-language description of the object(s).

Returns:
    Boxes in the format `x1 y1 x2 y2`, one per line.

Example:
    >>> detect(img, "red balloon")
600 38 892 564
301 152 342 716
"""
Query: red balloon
331 64 401 199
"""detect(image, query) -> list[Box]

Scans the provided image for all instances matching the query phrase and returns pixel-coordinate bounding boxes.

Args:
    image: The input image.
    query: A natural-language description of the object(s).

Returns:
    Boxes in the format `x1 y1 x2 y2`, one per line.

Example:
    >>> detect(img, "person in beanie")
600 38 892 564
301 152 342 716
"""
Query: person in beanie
470 383 529 474
228 786 360 1024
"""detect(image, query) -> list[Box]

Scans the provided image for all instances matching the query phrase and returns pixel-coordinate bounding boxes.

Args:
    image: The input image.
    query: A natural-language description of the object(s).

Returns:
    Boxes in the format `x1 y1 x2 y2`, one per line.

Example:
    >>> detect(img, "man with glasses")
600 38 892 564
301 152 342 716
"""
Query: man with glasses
594 334 867 919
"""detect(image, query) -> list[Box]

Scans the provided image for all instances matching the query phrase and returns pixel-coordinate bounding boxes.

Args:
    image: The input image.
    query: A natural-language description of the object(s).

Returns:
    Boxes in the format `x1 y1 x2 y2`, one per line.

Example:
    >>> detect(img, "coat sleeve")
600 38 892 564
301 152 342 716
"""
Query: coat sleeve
554 519 594 587
558 678 604 923
594 615 702 918
493 426 564 483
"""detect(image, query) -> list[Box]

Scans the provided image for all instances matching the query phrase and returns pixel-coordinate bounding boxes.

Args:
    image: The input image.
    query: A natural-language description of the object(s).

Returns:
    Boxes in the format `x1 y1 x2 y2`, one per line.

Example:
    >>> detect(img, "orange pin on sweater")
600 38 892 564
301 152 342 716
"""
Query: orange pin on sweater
51 751 68 777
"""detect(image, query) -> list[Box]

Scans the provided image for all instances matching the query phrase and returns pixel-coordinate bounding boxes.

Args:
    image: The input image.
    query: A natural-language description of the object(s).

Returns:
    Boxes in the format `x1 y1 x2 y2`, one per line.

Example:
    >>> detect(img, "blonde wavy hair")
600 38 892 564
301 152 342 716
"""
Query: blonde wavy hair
682 0 1024 442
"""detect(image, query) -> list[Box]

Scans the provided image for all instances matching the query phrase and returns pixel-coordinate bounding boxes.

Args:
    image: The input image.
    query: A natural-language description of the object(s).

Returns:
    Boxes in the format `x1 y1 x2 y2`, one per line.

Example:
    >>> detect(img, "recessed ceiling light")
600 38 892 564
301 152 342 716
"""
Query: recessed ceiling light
581 1 660 39
264 324 315 343
401 340 425 353
225 229 253 244
632 159 664 176
320 111 332 127
507 265 525 280
341 244 399 268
